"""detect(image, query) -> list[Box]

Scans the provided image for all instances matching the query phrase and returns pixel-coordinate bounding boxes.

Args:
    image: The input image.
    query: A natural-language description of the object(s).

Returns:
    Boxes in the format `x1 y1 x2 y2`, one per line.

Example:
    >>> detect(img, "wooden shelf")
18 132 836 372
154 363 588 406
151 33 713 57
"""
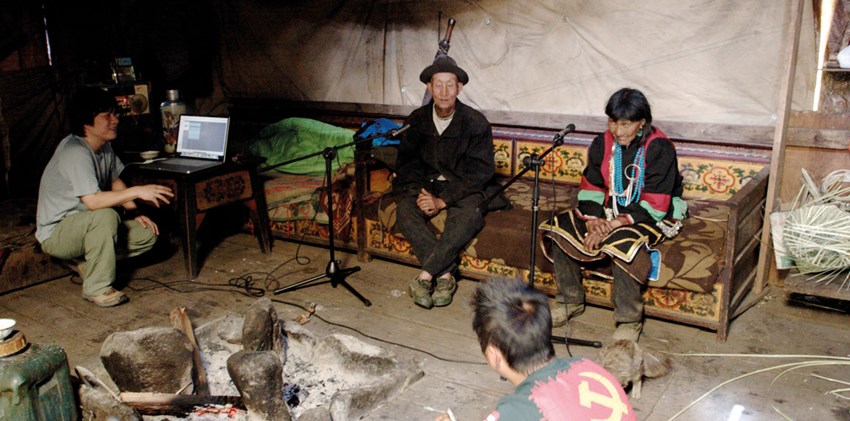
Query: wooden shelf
783 271 850 301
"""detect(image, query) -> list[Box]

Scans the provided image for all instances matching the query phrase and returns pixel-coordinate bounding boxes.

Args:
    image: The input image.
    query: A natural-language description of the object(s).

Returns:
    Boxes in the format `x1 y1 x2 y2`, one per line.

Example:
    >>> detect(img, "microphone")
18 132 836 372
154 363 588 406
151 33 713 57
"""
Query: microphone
390 124 411 137
553 123 576 141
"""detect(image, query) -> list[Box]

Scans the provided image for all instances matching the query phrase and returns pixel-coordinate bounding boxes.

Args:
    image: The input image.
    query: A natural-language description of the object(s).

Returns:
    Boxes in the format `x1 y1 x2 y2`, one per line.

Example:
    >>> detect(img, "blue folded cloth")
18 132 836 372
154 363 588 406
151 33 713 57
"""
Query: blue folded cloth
647 247 662 282
356 118 402 147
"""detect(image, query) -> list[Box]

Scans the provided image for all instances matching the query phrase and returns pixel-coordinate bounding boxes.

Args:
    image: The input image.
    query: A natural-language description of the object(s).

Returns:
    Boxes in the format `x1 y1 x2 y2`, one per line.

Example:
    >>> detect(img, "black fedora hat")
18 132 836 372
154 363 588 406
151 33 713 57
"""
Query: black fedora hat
419 55 469 85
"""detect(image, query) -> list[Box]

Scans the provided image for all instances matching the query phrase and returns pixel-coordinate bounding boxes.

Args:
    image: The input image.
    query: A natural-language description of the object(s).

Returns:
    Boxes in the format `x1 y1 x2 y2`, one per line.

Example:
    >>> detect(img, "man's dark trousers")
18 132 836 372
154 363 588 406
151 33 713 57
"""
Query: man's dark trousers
396 193 484 277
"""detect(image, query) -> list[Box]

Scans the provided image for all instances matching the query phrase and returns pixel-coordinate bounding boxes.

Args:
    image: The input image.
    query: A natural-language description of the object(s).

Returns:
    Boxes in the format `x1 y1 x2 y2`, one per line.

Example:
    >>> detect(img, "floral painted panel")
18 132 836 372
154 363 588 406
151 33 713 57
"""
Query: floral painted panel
493 139 513 176
679 158 765 201
501 141 764 201
514 141 588 183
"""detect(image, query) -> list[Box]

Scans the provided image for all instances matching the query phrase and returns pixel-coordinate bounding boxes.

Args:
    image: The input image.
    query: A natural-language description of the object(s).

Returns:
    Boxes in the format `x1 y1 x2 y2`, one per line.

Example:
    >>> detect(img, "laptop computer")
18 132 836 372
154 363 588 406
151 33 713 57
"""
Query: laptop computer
139 115 230 174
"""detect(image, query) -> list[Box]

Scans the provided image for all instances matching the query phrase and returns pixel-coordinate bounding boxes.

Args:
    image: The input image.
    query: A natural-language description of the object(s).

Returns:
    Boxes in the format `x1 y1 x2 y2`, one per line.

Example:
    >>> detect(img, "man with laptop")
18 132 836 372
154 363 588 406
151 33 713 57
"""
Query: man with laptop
36 88 174 307
139 115 230 173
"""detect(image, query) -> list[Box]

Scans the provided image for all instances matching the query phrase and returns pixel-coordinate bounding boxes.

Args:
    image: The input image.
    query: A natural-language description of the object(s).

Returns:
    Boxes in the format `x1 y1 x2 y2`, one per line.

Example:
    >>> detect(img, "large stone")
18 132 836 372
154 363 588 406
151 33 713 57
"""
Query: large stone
242 298 284 354
100 327 194 393
195 314 244 345
298 406 332 421
311 334 400 377
307 333 425 421
227 350 291 421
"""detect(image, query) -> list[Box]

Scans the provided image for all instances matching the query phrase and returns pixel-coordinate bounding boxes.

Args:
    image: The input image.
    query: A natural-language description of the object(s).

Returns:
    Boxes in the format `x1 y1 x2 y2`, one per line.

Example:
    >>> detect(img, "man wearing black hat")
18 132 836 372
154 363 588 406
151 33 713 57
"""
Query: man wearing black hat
394 56 502 309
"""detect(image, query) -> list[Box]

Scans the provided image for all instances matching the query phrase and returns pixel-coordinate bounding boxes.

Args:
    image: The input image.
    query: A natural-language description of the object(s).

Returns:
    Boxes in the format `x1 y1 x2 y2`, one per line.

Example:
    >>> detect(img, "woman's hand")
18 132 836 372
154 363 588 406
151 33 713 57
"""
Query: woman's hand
586 218 609 236
584 231 605 250
584 216 630 250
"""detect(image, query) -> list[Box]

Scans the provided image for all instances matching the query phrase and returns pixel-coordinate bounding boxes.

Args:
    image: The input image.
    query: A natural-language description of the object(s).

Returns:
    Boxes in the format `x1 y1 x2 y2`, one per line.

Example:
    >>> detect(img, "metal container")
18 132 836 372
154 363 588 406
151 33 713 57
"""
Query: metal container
0 344 77 420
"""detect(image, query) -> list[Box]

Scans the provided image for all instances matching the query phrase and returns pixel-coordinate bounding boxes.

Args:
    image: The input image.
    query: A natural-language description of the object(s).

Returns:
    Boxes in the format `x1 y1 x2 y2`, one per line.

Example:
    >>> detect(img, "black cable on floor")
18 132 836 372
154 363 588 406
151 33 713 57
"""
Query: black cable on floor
269 298 486 366
102 255 488 366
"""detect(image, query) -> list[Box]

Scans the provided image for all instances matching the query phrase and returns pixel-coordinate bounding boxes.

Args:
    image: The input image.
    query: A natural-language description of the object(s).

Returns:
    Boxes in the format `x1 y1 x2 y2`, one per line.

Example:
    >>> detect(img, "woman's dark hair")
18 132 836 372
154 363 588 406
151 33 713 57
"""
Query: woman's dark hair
471 277 555 375
69 87 119 137
605 87 653 139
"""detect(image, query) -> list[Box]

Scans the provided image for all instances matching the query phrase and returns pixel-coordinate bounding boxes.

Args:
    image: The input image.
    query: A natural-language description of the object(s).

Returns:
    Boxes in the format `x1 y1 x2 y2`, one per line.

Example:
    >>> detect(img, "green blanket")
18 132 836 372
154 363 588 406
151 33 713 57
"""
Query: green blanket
248 117 355 175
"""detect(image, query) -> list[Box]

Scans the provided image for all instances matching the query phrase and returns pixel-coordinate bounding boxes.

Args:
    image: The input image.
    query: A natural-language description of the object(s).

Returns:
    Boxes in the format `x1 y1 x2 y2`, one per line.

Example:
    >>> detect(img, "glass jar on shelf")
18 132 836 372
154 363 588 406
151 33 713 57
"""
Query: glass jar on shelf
160 89 187 154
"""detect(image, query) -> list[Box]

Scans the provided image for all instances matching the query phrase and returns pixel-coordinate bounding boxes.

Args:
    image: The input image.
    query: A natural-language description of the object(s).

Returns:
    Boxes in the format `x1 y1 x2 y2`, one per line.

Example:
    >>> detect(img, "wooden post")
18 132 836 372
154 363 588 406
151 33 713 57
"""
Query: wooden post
755 0 805 292
170 307 210 395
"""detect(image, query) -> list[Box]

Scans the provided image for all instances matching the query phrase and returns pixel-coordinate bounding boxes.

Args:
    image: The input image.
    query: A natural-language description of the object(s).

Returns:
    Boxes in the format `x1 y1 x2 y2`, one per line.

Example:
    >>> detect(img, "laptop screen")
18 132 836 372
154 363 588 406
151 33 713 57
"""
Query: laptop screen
176 115 230 160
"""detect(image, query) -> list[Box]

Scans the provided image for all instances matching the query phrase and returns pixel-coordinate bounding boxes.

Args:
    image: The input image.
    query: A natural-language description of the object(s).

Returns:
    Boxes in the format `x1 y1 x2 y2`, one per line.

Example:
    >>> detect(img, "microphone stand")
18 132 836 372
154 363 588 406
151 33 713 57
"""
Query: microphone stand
270 126 407 306
480 128 602 348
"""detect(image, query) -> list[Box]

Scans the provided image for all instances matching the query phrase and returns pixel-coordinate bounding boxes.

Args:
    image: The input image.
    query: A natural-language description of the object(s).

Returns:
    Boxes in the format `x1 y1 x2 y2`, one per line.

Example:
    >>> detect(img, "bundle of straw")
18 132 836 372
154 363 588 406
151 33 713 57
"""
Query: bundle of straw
783 204 850 274
820 169 850 209
791 168 850 209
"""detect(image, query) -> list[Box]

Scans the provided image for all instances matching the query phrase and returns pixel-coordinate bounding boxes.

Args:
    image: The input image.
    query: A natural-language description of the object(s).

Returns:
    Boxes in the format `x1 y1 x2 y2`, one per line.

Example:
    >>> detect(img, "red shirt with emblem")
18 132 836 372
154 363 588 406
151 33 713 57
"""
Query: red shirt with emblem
486 357 636 421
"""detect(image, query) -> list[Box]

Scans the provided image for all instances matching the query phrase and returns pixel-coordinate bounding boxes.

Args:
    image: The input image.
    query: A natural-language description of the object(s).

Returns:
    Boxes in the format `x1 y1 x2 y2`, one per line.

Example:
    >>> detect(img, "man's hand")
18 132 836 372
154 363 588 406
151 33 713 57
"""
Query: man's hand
417 188 446 217
134 214 160 235
134 184 174 207
434 409 456 421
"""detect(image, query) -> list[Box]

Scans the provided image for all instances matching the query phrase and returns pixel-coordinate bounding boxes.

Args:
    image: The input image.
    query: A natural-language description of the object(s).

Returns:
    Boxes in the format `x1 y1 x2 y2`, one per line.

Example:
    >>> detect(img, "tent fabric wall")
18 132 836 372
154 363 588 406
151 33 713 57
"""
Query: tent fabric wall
217 0 815 128
0 68 67 197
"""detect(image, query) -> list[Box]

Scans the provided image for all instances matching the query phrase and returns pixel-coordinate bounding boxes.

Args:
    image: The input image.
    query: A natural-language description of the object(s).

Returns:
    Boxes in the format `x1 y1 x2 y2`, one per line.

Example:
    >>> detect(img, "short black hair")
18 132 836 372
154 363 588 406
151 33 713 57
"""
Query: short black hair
471 277 555 374
605 88 653 139
69 87 118 137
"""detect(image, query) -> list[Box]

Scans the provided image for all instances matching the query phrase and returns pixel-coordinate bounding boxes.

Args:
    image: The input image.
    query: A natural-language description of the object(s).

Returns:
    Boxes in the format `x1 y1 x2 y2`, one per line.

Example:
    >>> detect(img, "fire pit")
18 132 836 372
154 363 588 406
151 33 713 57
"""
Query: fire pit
96 300 423 420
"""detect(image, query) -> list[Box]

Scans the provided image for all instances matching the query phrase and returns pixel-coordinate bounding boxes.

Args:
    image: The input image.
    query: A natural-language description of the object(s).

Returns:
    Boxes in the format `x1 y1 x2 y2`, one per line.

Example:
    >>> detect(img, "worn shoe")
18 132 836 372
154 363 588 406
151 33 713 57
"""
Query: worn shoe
431 275 457 307
551 301 585 327
612 321 643 342
408 277 433 309
85 289 129 308
551 303 567 327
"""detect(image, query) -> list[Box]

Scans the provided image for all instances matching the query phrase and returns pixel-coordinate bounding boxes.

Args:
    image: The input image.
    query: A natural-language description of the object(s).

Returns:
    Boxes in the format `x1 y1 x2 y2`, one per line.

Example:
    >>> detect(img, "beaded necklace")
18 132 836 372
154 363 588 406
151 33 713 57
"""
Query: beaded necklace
611 142 646 208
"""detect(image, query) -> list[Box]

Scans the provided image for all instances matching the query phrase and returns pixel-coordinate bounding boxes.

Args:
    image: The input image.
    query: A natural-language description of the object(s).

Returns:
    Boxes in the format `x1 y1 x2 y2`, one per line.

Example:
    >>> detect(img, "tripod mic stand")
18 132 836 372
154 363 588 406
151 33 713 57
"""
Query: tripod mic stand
481 124 601 348
270 126 409 306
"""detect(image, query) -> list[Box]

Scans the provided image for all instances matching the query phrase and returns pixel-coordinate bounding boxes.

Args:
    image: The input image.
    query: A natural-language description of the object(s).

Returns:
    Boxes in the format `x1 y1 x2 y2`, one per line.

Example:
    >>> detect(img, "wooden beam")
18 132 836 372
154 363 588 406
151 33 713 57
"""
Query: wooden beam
228 99 776 146
120 392 242 416
755 0 806 292
785 127 850 149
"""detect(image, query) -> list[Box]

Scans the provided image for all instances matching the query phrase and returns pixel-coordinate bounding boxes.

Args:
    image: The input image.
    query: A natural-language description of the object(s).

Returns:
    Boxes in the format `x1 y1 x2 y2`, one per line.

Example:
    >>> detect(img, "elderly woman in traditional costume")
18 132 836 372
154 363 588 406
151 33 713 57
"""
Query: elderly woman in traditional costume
539 88 687 342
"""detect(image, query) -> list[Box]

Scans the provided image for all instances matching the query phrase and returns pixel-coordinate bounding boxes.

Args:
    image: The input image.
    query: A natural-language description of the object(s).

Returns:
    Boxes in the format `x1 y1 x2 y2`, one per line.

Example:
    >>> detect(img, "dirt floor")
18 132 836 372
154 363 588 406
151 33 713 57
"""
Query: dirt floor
1 230 849 421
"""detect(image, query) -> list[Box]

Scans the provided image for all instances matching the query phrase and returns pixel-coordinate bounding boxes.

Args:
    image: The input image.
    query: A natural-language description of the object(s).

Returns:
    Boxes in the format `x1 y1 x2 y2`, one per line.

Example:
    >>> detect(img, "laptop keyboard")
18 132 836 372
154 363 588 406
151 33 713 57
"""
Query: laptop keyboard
163 158 214 167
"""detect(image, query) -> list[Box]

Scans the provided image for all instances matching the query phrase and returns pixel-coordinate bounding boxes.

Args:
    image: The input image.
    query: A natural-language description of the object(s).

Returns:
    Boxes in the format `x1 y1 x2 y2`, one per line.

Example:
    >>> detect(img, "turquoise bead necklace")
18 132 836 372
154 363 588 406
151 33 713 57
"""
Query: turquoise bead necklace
612 142 646 207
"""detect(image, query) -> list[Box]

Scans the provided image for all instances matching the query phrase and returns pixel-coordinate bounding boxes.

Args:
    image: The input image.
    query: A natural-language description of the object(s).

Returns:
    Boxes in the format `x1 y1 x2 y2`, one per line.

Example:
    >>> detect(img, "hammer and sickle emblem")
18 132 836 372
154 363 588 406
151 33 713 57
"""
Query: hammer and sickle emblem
577 371 630 421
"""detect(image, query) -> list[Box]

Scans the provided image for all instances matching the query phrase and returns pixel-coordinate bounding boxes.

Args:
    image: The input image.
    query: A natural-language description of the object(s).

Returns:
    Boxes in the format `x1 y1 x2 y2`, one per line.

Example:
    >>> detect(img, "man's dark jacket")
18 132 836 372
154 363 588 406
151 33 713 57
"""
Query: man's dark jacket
395 100 502 208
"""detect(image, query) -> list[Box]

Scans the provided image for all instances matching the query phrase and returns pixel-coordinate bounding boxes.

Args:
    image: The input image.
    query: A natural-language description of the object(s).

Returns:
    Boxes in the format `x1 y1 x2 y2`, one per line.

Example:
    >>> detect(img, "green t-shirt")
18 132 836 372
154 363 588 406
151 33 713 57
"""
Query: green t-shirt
36 135 124 242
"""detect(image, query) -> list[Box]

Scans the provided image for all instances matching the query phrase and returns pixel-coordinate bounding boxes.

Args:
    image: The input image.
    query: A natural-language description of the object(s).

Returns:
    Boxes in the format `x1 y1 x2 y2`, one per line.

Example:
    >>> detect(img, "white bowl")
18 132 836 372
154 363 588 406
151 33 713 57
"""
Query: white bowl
140 150 160 160
0 318 16 340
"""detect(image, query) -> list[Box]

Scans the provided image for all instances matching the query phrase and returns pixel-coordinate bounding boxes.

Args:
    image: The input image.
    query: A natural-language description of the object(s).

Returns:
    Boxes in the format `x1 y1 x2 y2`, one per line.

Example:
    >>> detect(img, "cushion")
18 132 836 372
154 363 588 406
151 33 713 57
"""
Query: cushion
363 179 728 293
262 172 325 209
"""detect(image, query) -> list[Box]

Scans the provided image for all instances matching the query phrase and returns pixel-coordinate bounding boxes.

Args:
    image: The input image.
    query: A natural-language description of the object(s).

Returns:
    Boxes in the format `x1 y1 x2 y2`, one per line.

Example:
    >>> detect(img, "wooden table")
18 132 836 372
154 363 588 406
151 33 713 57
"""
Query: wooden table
129 159 272 279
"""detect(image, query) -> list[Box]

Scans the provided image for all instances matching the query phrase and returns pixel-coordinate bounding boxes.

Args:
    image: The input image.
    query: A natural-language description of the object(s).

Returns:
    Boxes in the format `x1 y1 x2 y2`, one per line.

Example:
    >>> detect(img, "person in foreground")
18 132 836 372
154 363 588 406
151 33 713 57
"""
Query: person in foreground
439 276 635 420
539 88 686 342
36 87 174 307
394 56 502 309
